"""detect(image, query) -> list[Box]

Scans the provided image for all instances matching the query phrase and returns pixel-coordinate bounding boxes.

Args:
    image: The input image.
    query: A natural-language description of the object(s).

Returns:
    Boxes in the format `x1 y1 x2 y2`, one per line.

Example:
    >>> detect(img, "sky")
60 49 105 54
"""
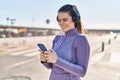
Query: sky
0 0 120 29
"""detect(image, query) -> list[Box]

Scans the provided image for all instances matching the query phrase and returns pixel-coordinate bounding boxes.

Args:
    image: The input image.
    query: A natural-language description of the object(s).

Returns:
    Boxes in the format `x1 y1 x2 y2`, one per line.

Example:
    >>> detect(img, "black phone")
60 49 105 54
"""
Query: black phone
37 43 47 51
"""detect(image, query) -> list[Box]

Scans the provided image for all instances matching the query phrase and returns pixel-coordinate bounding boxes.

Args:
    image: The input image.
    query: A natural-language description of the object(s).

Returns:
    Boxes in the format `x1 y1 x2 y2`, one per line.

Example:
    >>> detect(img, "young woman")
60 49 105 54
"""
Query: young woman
39 4 90 80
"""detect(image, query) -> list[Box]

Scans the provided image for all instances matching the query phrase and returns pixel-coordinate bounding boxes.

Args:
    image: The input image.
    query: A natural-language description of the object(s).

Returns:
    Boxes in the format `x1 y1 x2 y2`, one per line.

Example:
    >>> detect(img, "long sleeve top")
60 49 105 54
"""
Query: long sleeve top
42 28 90 80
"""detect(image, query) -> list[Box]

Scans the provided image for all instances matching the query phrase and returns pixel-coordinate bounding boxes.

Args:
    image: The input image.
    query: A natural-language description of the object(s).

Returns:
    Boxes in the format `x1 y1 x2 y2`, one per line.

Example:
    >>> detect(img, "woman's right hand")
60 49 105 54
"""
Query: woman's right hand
39 49 47 62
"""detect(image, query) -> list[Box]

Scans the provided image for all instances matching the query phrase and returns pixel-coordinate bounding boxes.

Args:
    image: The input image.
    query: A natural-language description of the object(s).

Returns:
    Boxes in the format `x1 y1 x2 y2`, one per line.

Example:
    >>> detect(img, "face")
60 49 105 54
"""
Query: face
57 12 75 32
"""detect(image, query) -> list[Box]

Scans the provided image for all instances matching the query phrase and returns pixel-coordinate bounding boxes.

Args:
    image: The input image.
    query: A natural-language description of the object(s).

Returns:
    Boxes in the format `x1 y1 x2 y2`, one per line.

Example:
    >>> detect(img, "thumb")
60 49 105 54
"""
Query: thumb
49 49 56 54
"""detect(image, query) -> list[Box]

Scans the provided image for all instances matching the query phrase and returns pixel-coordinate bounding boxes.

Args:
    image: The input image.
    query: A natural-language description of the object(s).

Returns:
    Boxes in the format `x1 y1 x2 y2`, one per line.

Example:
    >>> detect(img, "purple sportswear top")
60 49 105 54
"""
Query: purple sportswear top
42 28 90 80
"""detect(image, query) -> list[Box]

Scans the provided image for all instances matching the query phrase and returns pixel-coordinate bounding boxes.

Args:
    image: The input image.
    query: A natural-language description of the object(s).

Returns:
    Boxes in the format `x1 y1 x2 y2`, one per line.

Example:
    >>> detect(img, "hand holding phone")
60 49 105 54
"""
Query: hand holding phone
37 43 47 51
38 43 48 63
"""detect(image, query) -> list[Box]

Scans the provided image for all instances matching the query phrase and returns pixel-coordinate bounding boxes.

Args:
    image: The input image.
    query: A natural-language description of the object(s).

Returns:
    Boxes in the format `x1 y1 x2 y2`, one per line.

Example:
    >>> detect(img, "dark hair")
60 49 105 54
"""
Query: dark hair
57 4 83 34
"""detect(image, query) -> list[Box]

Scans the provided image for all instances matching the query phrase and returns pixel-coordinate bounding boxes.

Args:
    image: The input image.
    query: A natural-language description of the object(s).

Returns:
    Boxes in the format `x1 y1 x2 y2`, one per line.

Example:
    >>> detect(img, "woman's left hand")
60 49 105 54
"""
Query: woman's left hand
44 49 58 64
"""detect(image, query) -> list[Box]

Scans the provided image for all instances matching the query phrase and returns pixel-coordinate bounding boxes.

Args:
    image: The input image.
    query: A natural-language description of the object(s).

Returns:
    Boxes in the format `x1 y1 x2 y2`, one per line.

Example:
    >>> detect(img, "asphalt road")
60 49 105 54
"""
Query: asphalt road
0 34 120 80
0 49 50 80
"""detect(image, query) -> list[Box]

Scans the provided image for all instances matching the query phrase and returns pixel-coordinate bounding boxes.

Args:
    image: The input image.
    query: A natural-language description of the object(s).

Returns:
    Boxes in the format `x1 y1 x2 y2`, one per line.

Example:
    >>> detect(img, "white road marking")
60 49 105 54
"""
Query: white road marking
23 52 39 57
10 49 38 56
3 59 35 69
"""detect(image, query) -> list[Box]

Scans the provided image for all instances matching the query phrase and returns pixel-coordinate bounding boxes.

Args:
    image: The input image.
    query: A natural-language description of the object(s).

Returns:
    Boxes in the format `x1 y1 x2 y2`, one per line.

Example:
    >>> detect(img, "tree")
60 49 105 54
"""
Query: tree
46 19 50 24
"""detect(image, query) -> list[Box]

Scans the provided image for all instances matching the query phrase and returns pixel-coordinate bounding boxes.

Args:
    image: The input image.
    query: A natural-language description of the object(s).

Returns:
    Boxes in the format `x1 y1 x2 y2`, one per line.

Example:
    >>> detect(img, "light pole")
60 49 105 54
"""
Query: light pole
6 18 16 37
10 19 16 25
31 18 34 27
5 17 10 37
6 17 10 25
6 17 10 37
45 19 50 35
10 19 16 37
45 19 50 46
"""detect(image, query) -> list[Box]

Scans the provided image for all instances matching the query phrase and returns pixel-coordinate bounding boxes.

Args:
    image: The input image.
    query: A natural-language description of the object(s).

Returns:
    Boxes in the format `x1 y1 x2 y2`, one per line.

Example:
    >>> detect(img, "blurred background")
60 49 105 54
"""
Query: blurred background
0 0 120 80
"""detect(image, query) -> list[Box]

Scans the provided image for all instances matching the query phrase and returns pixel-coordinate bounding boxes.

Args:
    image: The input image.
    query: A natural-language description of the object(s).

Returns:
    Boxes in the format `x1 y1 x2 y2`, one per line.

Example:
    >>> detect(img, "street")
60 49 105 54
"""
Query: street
0 34 120 80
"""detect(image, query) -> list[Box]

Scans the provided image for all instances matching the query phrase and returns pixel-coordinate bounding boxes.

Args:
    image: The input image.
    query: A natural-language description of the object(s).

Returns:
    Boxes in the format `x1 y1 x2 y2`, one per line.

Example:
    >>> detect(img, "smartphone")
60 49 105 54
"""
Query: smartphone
37 44 47 51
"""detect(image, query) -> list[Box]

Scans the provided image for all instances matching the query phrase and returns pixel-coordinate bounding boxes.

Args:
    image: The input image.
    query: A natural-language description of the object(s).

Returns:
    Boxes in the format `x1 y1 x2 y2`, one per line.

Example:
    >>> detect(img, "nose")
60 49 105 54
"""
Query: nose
58 21 64 27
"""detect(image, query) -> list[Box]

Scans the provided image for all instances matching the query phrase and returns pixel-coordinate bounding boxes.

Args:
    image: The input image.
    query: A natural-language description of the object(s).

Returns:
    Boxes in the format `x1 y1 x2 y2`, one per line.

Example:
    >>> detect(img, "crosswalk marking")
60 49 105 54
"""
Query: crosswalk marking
10 49 38 56
23 52 39 57
3 59 35 69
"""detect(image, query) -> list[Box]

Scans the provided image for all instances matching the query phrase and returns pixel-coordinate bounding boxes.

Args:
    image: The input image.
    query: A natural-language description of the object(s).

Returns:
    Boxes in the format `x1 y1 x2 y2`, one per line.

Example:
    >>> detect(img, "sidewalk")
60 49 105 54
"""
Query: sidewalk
83 34 120 80
110 35 120 64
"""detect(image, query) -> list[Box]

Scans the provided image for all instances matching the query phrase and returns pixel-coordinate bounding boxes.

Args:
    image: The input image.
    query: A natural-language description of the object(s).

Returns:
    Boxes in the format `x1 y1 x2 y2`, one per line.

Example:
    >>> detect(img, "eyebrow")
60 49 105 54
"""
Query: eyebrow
62 18 68 20
58 17 68 20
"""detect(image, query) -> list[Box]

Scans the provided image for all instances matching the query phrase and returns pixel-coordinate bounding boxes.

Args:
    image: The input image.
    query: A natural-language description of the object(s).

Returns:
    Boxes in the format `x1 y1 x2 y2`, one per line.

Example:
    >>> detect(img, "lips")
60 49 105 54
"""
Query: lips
61 26 66 29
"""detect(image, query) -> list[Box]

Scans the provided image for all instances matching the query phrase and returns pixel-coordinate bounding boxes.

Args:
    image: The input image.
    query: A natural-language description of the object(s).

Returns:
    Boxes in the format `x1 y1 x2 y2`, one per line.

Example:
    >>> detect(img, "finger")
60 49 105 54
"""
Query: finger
40 53 44 56
44 53 49 55
44 51 49 54
39 49 44 53
42 57 46 60
45 57 49 60
47 60 50 63
41 56 47 61
40 54 44 57
40 52 44 55
40 55 43 59
44 54 49 57
49 49 56 54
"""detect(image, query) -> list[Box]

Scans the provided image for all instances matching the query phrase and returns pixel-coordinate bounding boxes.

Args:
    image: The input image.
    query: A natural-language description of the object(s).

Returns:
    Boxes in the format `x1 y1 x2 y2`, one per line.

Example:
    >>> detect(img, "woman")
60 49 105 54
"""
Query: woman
39 4 90 80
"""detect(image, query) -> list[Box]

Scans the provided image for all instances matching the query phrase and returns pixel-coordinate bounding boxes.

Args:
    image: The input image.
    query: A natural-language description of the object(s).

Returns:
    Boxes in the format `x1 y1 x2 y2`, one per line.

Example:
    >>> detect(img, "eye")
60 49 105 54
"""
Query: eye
57 19 61 22
62 18 68 22
57 18 68 22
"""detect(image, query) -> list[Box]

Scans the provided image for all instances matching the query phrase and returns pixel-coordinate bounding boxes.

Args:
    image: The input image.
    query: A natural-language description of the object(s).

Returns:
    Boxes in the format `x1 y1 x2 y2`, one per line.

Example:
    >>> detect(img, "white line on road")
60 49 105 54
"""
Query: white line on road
10 49 38 56
3 59 35 69
23 52 39 57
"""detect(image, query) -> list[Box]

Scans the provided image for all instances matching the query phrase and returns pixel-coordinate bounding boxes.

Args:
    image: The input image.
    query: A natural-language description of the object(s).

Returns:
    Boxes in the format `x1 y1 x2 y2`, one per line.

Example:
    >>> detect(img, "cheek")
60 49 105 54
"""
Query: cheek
58 19 73 27
65 21 73 27
58 22 66 27
65 23 70 27
58 22 62 27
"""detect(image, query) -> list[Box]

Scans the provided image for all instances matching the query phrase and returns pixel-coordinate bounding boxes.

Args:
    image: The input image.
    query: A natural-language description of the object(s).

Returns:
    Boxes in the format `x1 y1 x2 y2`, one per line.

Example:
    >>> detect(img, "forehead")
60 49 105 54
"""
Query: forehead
58 12 71 18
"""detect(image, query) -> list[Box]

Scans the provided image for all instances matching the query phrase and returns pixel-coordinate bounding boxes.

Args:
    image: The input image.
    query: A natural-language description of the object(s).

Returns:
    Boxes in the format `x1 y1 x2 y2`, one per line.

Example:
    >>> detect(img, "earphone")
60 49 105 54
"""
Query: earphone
72 5 80 23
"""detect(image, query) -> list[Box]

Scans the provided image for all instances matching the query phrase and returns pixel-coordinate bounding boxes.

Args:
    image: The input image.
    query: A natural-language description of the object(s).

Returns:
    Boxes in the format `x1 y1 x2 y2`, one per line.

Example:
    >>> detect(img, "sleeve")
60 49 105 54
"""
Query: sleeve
41 62 52 69
41 35 59 69
54 36 90 77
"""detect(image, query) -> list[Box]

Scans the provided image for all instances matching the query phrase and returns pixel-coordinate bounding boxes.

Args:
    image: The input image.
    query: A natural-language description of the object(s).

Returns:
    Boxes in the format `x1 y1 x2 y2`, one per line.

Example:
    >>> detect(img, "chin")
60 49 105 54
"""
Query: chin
61 29 65 32
62 29 68 32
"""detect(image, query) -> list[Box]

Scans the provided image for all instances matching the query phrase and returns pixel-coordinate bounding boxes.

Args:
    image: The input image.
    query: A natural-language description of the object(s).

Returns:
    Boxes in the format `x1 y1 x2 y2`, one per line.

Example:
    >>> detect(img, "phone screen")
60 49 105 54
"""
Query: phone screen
37 44 47 51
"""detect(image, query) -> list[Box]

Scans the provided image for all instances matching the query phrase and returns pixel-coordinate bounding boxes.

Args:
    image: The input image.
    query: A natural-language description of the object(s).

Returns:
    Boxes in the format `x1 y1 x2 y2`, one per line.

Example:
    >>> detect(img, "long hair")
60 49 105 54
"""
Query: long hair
57 4 83 34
